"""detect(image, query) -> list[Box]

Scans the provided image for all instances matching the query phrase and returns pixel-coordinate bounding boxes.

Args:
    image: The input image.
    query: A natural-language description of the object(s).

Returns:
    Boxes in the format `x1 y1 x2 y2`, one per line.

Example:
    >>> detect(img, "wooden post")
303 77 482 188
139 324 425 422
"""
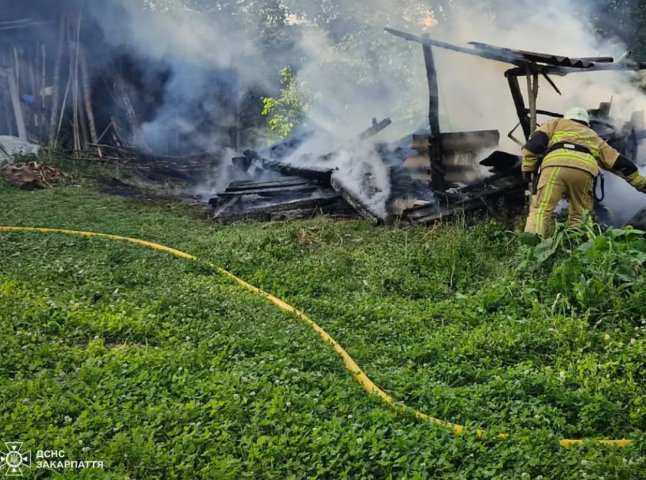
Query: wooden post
70 39 80 152
0 75 14 136
422 34 445 191
12 46 20 91
40 44 47 139
80 46 100 155
72 3 84 153
4 68 28 140
49 16 66 147
28 44 38 135
505 72 531 140
526 68 539 134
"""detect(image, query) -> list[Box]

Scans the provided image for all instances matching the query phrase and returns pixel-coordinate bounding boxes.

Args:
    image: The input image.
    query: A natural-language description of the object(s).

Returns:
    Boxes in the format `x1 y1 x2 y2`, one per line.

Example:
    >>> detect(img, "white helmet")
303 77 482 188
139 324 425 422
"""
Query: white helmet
564 107 590 126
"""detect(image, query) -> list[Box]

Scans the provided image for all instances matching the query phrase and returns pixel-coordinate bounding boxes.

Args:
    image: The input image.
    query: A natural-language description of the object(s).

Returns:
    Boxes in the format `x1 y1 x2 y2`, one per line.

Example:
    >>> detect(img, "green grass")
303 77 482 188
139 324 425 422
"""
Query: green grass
1 178 645 479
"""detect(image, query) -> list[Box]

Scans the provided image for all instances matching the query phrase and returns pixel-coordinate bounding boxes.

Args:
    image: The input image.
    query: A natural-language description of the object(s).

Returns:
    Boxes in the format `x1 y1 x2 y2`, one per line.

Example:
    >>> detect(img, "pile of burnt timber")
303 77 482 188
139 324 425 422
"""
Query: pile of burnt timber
403 151 526 224
96 144 218 183
209 118 393 224
214 28 646 227
209 176 355 223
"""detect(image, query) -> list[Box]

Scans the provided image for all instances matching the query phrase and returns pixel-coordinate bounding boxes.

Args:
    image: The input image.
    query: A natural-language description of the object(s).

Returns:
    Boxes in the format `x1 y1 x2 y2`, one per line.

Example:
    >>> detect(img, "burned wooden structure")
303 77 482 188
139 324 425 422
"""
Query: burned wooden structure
385 28 646 225
0 0 242 174
209 176 354 224
210 118 394 224
0 1 104 154
4 1 645 226
209 27 646 226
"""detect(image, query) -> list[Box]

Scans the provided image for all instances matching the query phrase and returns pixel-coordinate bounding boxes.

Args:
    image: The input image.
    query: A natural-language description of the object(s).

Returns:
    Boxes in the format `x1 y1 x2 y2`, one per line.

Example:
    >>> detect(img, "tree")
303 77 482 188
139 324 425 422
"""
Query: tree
261 66 309 138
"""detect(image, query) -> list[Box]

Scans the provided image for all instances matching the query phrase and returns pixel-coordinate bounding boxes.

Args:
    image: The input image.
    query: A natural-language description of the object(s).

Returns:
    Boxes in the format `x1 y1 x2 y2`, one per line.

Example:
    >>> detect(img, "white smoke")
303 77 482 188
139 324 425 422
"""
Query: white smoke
282 0 646 217
279 132 392 218
85 0 646 220
88 0 286 154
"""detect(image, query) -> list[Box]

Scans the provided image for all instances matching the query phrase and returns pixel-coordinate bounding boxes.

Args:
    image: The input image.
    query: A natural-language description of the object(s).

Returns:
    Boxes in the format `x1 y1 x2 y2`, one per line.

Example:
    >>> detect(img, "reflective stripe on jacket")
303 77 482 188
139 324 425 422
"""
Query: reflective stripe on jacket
521 118 619 177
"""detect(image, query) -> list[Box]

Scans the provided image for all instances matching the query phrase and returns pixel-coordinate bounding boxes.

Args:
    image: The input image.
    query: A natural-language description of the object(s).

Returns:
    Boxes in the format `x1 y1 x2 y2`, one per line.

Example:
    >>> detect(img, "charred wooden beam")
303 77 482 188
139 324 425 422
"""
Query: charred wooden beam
265 161 334 183
422 34 445 192
226 177 313 191
219 184 318 198
542 73 562 96
506 73 531 140
524 109 562 118
358 117 392 140
386 28 522 66
330 175 387 224
505 62 646 77
213 195 353 224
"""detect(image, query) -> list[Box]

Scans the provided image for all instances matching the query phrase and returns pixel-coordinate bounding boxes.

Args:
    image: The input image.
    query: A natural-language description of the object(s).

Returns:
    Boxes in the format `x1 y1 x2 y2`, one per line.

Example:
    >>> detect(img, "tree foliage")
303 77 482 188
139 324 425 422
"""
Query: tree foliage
590 0 646 59
140 0 646 135
261 67 309 139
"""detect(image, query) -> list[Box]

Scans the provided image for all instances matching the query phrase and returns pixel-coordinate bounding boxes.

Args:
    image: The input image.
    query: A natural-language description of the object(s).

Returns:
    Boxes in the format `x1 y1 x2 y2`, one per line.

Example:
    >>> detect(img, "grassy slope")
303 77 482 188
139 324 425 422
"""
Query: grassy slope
0 179 645 479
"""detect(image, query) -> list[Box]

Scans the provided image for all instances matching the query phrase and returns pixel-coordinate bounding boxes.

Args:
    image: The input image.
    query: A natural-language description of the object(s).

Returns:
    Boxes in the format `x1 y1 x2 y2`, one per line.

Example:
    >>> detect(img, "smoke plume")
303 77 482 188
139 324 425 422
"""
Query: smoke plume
5 0 646 219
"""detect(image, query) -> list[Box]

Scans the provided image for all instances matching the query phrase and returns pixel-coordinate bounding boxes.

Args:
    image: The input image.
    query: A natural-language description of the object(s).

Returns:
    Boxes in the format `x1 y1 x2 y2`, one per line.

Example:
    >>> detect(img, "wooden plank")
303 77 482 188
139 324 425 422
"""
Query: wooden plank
330 176 385 224
219 184 318 197
358 117 392 140
227 177 312 191
213 195 348 224
2 68 27 140
266 161 334 183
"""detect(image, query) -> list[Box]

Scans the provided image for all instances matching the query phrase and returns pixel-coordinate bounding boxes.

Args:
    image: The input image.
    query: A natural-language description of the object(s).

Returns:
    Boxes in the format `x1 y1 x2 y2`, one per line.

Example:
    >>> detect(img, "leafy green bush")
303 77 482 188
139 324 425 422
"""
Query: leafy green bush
523 219 646 321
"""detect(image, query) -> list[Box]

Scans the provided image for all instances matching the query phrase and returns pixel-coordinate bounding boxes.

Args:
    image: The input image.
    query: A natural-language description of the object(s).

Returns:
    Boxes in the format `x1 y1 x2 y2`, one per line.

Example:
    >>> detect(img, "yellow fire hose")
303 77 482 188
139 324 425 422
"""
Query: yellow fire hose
0 226 634 448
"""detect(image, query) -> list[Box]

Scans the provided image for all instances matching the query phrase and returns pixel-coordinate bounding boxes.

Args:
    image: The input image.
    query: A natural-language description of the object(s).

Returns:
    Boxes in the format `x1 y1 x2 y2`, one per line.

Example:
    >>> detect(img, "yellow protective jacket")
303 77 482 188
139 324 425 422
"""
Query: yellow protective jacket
521 118 617 175
521 118 646 190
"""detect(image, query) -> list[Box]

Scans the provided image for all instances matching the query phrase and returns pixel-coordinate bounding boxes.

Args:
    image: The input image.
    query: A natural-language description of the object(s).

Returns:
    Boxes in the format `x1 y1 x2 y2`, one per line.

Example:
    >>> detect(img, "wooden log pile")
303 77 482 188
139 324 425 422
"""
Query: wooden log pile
209 177 355 224
210 118 395 224
1 160 66 189
209 123 528 226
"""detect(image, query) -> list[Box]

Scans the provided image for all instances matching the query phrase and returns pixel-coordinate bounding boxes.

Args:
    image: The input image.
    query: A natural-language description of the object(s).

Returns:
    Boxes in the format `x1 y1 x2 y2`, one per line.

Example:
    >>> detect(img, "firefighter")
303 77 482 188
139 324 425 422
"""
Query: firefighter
522 107 646 236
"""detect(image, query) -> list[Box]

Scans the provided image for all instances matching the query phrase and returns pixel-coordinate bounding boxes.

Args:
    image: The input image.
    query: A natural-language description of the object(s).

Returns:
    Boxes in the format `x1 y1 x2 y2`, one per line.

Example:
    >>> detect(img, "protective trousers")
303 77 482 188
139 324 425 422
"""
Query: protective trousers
524 166 594 237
